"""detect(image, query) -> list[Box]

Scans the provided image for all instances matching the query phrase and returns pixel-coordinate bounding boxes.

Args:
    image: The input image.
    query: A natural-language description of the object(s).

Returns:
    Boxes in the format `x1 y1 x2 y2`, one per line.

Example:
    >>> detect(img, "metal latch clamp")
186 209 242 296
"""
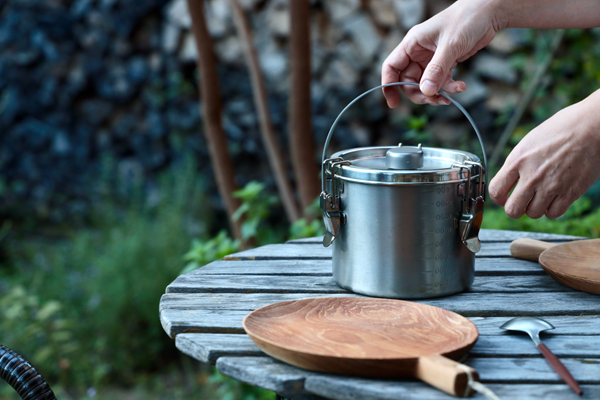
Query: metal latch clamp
453 161 486 253
320 157 351 247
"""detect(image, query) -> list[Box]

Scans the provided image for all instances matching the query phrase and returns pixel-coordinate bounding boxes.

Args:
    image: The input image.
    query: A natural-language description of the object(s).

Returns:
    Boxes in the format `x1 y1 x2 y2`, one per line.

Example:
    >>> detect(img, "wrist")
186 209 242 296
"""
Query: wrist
457 0 510 32
574 91 600 154
488 0 511 31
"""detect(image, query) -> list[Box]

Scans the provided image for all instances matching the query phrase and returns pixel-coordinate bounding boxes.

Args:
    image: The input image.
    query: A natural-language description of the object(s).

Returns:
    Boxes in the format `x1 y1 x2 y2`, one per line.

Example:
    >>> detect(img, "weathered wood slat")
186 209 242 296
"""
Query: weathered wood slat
306 376 460 400
186 257 545 276
162 309 600 338
160 309 249 337
286 230 585 245
160 293 600 338
165 275 345 294
215 356 325 400
305 377 600 400
162 310 600 338
165 274 567 294
176 333 261 364
216 356 600 395
472 335 600 357
175 332 600 364
470 356 600 382
223 242 539 260
198 259 333 276
471 315 600 336
159 292 599 315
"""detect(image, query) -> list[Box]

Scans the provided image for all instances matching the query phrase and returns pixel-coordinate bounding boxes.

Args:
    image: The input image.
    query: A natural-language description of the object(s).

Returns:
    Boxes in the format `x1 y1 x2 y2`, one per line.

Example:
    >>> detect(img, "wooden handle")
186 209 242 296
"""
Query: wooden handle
537 343 583 395
416 354 478 397
510 239 556 262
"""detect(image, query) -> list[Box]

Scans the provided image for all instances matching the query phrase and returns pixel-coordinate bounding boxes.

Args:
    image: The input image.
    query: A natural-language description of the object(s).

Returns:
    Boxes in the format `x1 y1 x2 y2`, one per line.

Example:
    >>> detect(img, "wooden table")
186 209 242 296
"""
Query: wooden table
159 229 600 399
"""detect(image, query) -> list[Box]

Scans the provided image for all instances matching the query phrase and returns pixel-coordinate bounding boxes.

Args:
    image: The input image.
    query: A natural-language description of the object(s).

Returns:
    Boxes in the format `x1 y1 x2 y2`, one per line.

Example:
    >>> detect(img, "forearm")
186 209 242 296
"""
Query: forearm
484 0 600 30
578 89 600 148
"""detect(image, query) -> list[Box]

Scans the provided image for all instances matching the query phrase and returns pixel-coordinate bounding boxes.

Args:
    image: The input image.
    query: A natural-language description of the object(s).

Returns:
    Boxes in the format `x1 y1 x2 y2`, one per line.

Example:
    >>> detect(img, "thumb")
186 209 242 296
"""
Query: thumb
420 45 457 96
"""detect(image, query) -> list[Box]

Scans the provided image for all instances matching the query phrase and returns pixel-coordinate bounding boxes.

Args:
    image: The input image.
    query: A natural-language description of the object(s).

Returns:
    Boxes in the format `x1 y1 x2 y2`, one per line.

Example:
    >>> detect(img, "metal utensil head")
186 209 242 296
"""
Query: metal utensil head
500 317 555 346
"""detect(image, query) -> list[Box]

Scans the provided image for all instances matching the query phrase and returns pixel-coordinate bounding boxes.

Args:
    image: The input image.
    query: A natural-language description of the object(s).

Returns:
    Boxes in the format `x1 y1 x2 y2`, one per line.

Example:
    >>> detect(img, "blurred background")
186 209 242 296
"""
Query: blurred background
1 0 599 398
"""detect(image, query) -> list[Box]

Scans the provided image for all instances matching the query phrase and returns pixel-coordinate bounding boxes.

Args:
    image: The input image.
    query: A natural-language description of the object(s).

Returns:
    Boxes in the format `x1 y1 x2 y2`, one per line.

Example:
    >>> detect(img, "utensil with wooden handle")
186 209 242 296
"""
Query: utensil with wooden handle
510 238 600 295
244 297 480 397
501 317 583 396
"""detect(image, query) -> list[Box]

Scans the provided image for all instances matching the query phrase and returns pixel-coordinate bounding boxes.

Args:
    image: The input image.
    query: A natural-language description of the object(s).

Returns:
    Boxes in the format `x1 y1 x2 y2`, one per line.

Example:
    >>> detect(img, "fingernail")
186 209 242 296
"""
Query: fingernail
421 80 438 96
456 86 465 93
437 98 450 106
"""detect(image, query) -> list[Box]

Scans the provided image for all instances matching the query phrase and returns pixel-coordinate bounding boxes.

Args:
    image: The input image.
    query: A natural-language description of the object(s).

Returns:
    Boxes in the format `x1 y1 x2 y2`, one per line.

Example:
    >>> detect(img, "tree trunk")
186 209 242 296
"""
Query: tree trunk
230 0 302 223
289 0 320 213
187 0 244 242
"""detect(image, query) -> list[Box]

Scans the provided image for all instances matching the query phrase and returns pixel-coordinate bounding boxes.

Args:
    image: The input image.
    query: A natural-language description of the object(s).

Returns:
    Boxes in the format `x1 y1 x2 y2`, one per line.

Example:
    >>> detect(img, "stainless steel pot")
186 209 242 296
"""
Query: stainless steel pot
320 82 488 299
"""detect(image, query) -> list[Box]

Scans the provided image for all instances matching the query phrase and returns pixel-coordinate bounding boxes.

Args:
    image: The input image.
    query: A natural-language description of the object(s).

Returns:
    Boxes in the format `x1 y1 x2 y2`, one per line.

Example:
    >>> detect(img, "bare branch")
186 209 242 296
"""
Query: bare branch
187 0 244 242
231 0 302 223
289 0 320 213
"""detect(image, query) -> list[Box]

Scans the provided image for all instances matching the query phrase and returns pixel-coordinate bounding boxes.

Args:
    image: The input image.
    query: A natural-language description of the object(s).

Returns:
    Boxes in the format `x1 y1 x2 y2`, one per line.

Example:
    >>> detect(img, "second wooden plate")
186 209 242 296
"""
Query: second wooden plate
511 238 600 295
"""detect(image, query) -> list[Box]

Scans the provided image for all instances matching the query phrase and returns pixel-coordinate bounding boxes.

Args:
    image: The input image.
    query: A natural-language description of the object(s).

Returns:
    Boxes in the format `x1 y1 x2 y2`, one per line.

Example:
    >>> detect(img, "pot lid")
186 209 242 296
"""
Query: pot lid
330 145 481 184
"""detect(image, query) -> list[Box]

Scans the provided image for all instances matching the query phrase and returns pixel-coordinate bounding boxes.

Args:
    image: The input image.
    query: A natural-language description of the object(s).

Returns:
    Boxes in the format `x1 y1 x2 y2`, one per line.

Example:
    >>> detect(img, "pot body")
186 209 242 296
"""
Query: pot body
332 179 474 299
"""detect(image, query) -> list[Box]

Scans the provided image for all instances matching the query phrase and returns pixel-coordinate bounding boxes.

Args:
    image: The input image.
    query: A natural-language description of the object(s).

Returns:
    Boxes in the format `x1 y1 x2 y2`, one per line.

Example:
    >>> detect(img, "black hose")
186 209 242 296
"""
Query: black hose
0 345 56 400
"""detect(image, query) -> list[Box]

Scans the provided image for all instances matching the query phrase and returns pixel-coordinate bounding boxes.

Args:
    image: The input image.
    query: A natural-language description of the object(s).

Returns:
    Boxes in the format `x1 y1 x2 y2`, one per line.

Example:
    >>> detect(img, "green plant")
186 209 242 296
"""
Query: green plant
289 197 325 240
0 158 207 392
206 371 275 400
181 231 240 274
232 181 280 244
482 197 600 238
0 286 77 390
402 114 431 143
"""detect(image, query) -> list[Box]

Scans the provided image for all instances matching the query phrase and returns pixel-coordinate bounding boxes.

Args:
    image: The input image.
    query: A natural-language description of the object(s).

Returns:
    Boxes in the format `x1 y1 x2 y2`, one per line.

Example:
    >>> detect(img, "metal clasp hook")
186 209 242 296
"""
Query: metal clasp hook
453 162 486 253
321 158 351 247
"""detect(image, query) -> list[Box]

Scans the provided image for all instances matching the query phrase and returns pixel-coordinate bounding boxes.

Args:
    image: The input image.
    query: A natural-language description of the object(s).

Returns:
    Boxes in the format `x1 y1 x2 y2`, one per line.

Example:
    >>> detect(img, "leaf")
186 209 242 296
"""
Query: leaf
36 301 62 321
180 261 201 275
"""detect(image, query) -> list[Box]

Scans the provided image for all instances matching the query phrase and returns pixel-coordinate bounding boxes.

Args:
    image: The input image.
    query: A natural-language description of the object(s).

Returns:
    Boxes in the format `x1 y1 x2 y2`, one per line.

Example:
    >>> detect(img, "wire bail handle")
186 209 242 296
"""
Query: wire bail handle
320 82 488 251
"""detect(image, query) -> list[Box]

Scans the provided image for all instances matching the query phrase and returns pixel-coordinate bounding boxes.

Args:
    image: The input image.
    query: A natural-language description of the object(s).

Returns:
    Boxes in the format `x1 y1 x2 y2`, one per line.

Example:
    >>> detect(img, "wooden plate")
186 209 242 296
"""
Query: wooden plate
511 239 600 295
243 297 479 397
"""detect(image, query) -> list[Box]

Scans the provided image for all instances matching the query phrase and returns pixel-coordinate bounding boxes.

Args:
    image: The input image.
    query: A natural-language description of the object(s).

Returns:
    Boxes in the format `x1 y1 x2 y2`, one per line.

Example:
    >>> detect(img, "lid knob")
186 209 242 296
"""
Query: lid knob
386 143 424 170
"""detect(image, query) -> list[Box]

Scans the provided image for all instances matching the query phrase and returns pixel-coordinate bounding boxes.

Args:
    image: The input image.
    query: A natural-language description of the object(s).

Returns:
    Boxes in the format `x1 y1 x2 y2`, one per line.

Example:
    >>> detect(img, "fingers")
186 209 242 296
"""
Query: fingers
503 180 534 219
546 196 571 219
489 166 519 207
420 43 458 96
441 78 466 94
525 192 556 219
382 44 411 108
397 64 464 106
398 62 446 105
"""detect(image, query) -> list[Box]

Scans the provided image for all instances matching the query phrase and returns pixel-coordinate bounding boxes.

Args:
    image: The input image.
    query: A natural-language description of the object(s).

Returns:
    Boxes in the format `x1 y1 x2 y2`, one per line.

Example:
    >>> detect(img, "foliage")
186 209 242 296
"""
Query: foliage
402 114 431 143
182 231 240 274
0 158 208 392
0 286 77 397
483 197 600 238
289 218 325 240
182 184 326 274
289 197 326 240
233 181 280 243
206 371 275 400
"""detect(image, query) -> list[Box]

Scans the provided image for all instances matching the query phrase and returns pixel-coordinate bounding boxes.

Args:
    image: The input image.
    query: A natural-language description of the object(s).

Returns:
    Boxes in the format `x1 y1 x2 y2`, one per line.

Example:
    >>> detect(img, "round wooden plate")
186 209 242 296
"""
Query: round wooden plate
511 239 600 295
243 297 479 397
540 239 600 294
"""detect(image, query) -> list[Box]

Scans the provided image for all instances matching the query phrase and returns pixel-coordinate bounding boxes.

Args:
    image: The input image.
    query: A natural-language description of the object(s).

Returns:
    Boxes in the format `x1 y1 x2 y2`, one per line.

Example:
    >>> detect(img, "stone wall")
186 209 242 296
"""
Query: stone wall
0 0 524 222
